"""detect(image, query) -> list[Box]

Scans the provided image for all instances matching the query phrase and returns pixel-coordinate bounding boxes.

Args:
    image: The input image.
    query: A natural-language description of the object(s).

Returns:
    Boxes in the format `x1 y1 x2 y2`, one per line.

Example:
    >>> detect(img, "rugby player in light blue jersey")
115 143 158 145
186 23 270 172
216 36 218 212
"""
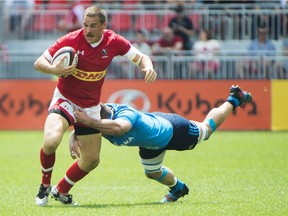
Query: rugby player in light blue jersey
70 85 252 203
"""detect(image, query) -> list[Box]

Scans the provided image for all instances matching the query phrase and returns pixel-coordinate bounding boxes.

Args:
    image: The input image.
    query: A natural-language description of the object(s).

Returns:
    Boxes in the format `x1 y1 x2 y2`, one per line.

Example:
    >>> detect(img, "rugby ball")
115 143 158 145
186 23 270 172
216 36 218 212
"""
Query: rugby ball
51 46 78 67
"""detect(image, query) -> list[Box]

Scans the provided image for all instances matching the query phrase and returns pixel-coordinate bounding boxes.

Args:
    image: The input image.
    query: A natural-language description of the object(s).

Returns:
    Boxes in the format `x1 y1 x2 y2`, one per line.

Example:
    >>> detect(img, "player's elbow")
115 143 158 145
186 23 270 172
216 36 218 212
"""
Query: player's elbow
34 59 40 71
116 124 132 136
110 126 124 136
34 56 45 72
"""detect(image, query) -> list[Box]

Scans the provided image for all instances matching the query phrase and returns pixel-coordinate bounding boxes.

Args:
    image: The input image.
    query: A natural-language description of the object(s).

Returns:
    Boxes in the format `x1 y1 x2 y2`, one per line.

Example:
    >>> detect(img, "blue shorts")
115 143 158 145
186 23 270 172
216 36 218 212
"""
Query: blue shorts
139 112 199 159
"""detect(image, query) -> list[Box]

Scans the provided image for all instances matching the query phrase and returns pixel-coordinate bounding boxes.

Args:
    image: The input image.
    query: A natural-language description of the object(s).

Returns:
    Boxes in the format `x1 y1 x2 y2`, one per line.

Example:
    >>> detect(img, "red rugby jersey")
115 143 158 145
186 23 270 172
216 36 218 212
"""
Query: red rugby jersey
46 29 131 107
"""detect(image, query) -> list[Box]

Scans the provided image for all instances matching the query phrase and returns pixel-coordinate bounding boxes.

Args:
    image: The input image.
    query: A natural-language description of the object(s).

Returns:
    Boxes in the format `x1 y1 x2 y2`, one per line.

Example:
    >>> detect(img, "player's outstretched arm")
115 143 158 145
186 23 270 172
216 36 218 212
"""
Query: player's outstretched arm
139 55 157 83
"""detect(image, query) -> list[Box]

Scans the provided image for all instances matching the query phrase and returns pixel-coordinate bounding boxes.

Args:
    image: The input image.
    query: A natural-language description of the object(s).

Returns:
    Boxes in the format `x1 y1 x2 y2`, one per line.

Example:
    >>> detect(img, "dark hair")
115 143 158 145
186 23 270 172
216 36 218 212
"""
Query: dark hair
100 103 112 119
175 4 184 13
137 29 148 37
201 29 212 40
258 23 268 30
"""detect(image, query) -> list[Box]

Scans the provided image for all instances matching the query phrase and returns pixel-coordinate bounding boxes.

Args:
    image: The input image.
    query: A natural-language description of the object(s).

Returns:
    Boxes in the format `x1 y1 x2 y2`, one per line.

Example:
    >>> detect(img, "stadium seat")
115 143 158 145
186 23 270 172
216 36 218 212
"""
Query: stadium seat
123 0 139 5
110 13 133 33
135 13 159 32
46 0 68 10
122 0 140 10
160 12 175 29
32 14 58 32
188 13 200 32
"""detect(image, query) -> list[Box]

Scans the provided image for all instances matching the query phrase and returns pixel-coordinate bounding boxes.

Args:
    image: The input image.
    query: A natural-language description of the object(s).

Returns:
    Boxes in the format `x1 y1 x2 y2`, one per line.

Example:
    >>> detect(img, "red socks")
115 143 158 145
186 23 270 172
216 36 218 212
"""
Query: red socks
56 161 88 194
40 148 55 186
40 147 88 194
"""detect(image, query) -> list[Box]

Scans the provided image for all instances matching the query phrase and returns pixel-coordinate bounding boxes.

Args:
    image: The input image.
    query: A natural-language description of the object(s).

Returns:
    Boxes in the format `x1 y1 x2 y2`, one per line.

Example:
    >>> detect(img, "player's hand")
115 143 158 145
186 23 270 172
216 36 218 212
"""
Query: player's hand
142 67 157 83
69 130 82 159
74 107 89 124
53 57 76 77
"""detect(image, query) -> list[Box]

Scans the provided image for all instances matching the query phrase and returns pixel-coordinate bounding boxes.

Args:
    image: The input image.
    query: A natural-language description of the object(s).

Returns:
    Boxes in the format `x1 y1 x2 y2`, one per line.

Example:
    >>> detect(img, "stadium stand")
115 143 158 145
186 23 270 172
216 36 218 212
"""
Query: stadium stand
109 13 133 33
134 13 159 32
0 1 287 79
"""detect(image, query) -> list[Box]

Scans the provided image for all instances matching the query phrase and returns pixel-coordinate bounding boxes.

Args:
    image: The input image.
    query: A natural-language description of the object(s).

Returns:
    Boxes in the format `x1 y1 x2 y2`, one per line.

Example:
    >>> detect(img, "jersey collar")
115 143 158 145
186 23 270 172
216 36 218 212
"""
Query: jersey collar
90 35 104 48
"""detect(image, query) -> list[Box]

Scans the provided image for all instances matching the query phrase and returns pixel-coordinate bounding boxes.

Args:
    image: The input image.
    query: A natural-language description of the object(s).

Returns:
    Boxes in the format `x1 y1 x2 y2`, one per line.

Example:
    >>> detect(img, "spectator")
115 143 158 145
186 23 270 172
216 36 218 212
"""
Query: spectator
168 3 194 50
57 0 86 33
248 24 276 57
280 0 288 8
239 24 276 79
0 42 10 77
152 26 183 54
151 26 183 78
132 30 152 56
189 29 221 79
0 42 10 63
4 0 35 37
250 5 281 40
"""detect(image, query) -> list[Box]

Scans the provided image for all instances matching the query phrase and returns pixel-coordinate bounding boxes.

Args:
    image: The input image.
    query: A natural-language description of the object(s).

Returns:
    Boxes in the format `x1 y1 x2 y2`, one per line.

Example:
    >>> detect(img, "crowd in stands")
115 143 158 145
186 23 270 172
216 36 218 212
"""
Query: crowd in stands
1 0 288 79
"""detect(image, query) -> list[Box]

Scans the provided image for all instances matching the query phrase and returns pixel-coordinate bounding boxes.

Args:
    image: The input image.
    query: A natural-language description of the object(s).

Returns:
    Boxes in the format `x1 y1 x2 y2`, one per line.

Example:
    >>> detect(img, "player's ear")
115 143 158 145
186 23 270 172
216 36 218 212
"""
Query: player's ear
102 21 107 29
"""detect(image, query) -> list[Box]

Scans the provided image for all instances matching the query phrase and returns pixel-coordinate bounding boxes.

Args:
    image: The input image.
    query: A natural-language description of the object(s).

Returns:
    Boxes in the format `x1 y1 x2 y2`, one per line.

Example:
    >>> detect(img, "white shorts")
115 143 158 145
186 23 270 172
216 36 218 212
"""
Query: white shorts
48 87 101 125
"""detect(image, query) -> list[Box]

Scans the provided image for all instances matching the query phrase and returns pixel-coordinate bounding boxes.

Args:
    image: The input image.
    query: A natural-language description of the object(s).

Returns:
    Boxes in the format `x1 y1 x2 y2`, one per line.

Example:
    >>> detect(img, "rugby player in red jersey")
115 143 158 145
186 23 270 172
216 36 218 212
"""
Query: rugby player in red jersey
34 6 157 206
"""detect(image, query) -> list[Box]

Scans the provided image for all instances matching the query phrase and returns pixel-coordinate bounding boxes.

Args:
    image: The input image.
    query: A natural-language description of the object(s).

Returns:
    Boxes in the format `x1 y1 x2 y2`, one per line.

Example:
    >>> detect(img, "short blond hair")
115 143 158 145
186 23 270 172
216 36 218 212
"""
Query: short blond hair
84 6 107 24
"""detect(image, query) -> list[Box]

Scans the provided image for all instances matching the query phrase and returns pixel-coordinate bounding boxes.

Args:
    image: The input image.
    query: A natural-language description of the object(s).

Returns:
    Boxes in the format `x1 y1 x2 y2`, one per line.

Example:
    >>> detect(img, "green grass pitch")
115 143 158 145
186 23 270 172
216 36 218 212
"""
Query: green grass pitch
0 130 287 216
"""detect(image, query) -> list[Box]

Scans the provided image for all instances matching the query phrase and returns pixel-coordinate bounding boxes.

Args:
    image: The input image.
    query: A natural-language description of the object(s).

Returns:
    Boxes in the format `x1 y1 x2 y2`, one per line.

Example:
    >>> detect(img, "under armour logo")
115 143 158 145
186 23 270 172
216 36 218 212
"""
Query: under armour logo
77 50 85 55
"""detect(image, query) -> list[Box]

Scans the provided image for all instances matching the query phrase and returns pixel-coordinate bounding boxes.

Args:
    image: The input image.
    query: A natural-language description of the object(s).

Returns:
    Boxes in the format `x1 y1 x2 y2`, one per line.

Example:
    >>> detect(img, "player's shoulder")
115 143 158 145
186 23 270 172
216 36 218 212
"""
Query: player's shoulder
68 29 84 39
109 103 137 115
104 29 129 42
51 29 84 51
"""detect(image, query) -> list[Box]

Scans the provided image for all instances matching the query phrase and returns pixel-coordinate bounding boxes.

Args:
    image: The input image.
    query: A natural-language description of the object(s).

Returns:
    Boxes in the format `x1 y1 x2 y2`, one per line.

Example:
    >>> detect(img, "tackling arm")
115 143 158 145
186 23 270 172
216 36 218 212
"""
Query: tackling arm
74 107 132 135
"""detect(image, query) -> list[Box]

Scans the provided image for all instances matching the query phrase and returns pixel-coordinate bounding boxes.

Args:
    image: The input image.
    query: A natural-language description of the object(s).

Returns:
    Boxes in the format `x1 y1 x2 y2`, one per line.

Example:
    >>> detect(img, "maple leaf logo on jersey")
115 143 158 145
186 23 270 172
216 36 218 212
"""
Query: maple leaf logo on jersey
102 49 108 59
102 49 108 55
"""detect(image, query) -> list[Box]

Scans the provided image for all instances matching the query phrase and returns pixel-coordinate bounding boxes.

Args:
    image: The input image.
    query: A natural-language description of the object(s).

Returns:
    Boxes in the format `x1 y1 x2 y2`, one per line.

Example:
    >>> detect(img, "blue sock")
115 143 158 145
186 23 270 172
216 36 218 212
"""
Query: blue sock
170 178 184 191
226 96 240 109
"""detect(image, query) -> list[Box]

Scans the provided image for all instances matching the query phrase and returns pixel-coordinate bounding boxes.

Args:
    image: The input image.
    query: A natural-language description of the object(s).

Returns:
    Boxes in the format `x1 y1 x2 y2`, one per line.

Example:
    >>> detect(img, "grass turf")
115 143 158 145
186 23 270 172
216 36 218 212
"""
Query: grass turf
0 131 287 216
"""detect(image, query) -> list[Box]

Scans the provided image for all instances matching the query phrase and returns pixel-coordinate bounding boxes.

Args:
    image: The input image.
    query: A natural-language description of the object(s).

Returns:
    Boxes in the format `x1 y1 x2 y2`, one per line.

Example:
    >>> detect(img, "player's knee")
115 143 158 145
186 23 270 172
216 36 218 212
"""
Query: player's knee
86 157 100 170
43 132 63 153
79 157 100 172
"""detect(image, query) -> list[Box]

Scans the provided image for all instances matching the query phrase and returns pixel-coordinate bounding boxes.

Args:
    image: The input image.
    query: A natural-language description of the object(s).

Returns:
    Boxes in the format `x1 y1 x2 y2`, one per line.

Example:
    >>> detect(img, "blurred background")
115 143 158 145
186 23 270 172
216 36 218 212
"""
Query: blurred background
0 0 287 79
0 0 287 130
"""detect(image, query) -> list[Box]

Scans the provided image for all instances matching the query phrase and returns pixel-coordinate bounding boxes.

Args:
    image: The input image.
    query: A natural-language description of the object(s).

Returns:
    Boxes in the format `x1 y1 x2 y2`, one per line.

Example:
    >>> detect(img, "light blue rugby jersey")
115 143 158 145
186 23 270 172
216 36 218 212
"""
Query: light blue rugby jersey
103 103 173 150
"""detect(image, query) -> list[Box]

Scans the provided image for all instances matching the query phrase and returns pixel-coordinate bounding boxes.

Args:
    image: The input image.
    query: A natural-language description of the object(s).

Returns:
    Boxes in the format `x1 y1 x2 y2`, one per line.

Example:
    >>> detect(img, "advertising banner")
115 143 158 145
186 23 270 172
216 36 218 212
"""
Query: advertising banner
271 80 288 130
101 80 270 130
0 80 270 130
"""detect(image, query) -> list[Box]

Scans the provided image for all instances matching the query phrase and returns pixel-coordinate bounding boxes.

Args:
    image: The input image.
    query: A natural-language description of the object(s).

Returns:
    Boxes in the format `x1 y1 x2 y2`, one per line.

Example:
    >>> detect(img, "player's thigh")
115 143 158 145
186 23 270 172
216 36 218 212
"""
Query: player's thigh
43 113 70 146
